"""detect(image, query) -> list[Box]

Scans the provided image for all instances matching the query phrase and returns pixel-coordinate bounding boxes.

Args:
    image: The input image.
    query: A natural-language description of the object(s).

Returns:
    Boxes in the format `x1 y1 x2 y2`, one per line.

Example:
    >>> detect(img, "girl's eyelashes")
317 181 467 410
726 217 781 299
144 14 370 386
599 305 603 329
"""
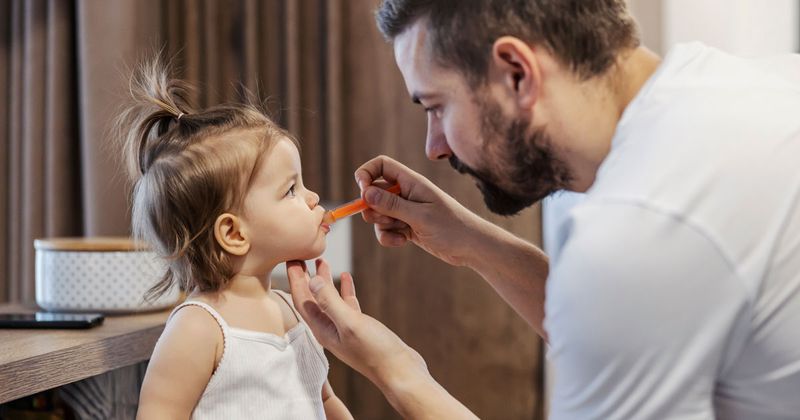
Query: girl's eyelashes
424 106 442 118
285 184 296 198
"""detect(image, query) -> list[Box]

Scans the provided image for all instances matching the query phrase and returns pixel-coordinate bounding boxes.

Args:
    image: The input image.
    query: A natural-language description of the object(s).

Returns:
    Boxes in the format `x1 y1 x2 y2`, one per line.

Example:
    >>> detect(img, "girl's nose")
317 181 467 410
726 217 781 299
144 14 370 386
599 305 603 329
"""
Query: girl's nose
306 190 320 209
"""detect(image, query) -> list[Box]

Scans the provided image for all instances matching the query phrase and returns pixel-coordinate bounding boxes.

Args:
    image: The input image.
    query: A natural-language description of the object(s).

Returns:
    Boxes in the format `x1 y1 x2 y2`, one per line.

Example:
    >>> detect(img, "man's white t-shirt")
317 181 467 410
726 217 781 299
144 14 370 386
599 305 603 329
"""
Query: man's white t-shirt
545 42 800 419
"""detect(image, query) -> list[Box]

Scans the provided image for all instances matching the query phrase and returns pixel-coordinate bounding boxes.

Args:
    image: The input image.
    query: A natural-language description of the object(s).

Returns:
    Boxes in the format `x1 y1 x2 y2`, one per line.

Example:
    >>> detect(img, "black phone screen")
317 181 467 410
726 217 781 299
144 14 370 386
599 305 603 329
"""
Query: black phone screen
0 312 105 329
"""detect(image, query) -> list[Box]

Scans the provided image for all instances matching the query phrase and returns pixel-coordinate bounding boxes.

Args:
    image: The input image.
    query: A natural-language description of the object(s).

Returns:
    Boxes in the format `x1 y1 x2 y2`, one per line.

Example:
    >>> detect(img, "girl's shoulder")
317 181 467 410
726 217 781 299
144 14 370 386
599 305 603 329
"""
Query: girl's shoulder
167 302 226 338
169 298 228 328
138 303 223 416
159 301 225 365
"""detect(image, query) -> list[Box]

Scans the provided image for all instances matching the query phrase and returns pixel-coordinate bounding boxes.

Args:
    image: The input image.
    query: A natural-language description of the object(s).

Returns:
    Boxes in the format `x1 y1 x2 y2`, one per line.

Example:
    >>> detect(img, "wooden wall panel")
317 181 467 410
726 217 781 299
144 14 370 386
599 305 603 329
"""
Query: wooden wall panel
337 1 545 418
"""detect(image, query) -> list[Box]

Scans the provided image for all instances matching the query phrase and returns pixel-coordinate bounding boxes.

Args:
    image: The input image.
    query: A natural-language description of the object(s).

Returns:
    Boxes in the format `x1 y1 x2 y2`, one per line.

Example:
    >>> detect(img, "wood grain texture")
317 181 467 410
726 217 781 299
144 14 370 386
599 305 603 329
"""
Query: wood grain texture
33 237 144 252
0 304 168 404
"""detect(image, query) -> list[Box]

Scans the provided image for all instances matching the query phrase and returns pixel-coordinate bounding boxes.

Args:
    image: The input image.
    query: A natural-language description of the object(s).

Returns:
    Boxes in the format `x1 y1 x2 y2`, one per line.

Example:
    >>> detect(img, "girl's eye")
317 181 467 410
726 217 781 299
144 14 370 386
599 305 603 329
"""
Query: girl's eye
424 106 442 118
286 184 296 197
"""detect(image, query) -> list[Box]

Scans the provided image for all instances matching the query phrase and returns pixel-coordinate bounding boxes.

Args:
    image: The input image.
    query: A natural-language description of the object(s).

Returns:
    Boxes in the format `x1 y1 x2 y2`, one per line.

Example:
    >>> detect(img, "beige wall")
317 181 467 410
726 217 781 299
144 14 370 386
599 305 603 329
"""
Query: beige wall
663 0 799 55
628 0 665 54
628 0 800 56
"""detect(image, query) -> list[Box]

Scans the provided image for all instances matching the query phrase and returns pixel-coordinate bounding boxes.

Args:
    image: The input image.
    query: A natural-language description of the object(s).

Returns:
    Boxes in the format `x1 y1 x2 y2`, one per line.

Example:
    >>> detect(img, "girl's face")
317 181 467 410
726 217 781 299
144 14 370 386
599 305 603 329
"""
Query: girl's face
239 137 328 271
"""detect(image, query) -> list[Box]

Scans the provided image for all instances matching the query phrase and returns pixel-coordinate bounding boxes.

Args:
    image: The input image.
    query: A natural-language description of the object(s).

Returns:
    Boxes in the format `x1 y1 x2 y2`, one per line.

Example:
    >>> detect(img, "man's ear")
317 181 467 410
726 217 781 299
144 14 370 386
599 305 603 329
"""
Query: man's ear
491 36 541 110
214 213 250 256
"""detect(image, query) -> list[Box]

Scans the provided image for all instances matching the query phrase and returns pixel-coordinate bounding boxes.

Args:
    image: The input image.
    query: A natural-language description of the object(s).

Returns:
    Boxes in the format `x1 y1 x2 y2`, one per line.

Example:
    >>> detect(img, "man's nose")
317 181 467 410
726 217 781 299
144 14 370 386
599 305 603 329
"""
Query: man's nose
425 122 452 161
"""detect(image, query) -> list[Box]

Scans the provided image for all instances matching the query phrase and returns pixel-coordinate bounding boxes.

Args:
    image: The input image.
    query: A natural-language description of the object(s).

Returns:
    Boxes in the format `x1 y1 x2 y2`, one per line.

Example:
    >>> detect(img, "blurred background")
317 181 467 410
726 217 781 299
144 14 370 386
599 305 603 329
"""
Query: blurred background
0 1 798 419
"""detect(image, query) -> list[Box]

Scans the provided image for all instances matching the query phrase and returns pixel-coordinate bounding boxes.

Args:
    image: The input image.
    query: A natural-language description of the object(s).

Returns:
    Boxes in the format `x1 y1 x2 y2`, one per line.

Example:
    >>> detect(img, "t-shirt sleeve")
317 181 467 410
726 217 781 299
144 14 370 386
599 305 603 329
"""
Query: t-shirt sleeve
545 202 751 419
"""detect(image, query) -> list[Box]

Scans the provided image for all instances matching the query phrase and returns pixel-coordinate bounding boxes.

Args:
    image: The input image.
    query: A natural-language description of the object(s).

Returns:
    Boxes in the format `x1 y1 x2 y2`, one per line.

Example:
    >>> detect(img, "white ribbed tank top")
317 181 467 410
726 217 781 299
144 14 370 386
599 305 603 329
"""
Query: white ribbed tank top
167 290 329 419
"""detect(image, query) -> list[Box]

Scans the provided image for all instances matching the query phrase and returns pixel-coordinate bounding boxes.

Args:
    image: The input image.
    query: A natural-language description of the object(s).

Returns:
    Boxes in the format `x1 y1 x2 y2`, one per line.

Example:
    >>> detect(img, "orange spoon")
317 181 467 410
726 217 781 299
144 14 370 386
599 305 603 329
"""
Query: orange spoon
322 184 401 224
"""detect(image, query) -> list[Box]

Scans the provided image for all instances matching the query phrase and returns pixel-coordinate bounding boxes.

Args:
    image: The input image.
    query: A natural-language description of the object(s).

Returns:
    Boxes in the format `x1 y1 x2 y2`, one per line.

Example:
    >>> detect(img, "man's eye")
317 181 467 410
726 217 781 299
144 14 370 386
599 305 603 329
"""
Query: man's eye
286 184 296 197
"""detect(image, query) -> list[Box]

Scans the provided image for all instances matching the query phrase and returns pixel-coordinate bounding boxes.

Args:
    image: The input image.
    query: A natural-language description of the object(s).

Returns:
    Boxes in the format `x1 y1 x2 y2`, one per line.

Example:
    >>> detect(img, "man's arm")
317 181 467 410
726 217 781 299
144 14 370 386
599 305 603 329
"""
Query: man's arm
546 202 749 418
461 217 549 338
377 362 479 420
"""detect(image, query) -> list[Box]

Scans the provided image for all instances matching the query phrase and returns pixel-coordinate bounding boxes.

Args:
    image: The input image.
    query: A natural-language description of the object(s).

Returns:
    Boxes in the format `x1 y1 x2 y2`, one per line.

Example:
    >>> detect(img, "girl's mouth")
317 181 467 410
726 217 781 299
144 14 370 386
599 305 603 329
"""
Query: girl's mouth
320 223 331 234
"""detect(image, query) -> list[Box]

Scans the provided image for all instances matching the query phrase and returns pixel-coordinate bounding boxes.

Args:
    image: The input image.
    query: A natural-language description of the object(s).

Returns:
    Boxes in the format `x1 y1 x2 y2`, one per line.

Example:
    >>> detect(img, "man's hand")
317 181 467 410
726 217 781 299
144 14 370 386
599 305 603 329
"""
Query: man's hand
354 155 489 267
286 258 477 419
355 154 550 339
286 259 427 386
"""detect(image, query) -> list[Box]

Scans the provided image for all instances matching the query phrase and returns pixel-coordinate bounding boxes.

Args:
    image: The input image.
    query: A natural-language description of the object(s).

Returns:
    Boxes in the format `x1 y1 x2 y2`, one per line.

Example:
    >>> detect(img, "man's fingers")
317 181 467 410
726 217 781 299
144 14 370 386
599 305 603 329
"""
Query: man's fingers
354 155 399 192
315 258 332 281
340 272 361 312
363 185 413 221
354 155 424 198
308 264 355 330
376 219 409 232
364 209 410 232
286 261 340 344
363 208 399 225
286 261 316 317
286 259 308 274
340 272 356 298
375 228 409 247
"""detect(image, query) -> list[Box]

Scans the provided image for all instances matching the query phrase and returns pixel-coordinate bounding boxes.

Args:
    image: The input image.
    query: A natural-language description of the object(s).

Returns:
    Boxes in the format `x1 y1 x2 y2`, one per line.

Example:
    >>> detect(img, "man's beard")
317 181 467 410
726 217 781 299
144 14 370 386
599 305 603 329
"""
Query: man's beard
449 96 571 216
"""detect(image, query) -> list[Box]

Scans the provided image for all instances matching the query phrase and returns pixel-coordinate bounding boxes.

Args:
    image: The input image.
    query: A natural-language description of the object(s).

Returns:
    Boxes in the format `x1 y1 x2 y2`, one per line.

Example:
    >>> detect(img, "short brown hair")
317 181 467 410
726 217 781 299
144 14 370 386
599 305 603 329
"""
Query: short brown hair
376 0 640 84
116 57 296 299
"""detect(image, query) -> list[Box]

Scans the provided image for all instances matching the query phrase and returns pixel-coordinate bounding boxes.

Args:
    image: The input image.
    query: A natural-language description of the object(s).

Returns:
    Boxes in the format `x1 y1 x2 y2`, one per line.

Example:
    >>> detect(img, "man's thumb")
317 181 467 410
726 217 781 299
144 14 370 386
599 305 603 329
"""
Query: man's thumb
363 185 410 219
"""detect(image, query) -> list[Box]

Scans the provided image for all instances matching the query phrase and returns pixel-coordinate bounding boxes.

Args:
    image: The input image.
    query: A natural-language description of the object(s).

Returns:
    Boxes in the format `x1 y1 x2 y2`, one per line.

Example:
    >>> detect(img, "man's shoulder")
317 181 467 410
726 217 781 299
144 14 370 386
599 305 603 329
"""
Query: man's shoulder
623 43 800 134
597 47 800 202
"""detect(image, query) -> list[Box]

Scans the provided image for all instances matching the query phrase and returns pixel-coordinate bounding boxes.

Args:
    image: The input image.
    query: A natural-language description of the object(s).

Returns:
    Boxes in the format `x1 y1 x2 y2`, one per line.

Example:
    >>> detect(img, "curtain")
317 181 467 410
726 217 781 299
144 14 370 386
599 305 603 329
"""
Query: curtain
2 0 86 304
1 0 544 417
0 0 339 303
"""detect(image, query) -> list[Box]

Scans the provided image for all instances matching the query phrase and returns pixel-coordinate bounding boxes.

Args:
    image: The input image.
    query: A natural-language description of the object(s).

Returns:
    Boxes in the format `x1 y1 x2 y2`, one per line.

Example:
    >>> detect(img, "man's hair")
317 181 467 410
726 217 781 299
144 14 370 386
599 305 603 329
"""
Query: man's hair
376 0 640 84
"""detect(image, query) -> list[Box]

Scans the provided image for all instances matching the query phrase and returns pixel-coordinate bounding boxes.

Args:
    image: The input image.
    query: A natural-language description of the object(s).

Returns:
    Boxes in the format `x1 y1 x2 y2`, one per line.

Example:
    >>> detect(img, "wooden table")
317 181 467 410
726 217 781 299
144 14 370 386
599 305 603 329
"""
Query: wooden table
0 304 170 404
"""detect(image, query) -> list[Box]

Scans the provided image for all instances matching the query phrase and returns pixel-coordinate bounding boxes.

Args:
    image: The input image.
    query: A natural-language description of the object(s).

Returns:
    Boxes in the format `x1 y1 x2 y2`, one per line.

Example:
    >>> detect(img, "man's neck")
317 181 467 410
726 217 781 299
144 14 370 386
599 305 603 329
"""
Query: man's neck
549 46 662 192
613 46 662 121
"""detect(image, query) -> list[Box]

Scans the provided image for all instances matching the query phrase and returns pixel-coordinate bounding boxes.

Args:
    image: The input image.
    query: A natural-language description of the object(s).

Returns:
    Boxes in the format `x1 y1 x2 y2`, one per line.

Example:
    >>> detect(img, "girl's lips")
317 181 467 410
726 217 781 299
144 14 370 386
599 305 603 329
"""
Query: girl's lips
321 223 331 234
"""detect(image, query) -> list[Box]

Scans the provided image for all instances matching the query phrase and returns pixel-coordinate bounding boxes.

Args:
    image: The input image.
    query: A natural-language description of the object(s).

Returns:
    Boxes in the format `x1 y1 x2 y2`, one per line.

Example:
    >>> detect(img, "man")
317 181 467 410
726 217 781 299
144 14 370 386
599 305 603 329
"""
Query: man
287 0 800 418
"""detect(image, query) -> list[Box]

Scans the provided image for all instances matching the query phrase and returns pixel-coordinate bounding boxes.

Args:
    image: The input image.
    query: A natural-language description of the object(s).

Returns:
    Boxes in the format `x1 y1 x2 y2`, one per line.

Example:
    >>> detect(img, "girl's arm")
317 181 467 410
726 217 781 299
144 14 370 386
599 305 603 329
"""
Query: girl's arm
137 306 222 420
322 380 354 420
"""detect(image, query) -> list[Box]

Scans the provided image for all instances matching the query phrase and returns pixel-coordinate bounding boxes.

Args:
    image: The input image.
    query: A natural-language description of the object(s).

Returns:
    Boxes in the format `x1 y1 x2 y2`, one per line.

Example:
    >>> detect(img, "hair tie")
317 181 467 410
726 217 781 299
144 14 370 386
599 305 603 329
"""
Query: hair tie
177 112 185 120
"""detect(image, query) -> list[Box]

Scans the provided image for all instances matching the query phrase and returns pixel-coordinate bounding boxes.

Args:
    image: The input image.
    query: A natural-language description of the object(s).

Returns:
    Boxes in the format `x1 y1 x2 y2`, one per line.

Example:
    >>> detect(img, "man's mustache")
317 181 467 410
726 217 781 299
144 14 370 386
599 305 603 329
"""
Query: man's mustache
448 155 471 175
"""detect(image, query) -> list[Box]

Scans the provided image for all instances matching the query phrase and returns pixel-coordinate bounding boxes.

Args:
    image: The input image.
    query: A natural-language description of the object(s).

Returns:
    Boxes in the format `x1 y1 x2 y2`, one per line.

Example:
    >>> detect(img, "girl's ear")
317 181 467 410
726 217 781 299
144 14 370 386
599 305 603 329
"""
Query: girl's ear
214 213 250 256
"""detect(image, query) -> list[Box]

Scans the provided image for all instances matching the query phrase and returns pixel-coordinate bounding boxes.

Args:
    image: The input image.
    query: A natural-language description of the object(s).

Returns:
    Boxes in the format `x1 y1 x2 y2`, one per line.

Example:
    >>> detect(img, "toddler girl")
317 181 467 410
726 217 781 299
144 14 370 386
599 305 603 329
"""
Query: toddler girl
118 59 352 419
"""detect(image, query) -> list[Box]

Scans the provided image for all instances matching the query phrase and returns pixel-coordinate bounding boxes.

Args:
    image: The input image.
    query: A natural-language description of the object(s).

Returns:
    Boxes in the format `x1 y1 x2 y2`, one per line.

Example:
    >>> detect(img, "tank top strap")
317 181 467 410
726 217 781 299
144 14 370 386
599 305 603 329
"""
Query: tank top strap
168 300 230 336
272 290 302 323
272 289 328 367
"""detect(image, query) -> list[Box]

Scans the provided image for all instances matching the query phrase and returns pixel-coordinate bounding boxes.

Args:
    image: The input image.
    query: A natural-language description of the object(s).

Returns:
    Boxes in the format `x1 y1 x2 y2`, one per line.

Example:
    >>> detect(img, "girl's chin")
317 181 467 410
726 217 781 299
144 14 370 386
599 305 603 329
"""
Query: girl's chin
292 243 326 262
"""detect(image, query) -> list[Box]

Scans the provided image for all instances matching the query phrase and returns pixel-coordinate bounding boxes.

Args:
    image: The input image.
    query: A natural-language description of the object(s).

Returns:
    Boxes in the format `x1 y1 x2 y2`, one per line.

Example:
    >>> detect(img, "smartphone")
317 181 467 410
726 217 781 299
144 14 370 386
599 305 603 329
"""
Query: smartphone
0 312 105 329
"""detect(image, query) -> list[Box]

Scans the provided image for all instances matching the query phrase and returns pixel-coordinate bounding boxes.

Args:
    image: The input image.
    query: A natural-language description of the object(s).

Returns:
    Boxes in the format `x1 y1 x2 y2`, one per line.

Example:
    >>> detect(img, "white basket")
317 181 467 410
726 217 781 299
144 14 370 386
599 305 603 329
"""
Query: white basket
35 237 179 313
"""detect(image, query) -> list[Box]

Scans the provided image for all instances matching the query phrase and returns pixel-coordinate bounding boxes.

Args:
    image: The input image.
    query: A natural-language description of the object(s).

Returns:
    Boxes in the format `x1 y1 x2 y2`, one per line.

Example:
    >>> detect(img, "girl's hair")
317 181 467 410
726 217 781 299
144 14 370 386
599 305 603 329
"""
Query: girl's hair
116 57 297 300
